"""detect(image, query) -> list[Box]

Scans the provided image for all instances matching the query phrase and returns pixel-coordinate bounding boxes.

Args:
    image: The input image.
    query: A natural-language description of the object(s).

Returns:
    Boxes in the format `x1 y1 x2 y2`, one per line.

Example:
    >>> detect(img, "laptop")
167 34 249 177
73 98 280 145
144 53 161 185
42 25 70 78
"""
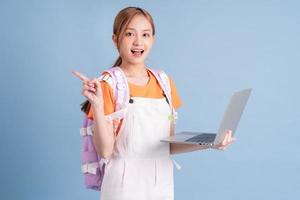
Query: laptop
161 88 252 146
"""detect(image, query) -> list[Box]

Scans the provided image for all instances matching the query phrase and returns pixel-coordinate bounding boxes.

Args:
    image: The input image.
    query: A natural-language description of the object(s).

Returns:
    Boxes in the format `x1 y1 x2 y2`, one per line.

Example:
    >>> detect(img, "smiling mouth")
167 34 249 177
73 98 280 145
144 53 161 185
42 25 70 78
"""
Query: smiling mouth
131 49 144 56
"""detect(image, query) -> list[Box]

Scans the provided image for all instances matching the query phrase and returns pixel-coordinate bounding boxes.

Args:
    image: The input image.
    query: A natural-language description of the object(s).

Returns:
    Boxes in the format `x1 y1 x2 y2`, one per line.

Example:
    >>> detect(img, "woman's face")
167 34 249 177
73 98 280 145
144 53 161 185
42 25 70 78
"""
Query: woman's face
114 14 155 66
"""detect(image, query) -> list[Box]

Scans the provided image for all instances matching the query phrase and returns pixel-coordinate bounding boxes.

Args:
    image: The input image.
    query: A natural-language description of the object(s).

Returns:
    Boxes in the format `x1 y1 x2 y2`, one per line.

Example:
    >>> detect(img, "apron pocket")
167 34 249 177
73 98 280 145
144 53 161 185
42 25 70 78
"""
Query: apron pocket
102 159 127 190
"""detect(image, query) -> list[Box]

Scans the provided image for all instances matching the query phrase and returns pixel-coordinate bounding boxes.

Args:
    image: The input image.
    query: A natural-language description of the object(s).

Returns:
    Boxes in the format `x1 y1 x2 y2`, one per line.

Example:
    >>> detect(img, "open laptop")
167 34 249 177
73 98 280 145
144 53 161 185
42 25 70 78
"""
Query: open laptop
161 88 252 146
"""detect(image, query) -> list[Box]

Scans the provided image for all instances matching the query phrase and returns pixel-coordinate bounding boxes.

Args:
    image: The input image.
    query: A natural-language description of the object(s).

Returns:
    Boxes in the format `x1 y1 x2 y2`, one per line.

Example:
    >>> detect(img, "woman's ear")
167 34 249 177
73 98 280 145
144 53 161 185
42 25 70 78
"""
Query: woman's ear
112 34 118 48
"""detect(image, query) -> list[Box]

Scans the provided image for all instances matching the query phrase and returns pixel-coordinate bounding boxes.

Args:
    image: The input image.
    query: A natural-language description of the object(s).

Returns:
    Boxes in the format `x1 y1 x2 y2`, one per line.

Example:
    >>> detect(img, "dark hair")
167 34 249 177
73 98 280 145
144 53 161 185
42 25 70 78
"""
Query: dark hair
81 7 155 114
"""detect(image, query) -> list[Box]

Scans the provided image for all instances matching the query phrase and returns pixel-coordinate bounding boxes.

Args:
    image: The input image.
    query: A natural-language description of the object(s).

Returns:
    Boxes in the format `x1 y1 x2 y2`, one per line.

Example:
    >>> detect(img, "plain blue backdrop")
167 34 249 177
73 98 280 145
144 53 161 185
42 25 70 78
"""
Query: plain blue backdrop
1 0 299 199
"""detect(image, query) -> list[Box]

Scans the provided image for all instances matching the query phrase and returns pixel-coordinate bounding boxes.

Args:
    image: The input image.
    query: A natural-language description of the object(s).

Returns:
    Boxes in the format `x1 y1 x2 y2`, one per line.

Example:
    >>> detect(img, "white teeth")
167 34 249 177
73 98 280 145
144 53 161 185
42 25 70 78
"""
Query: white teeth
131 50 144 54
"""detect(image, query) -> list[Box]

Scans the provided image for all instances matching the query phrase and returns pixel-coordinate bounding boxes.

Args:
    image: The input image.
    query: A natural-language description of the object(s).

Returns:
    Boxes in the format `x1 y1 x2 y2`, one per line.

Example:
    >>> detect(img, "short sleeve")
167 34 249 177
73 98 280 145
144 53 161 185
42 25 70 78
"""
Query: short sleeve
87 75 115 120
169 78 182 109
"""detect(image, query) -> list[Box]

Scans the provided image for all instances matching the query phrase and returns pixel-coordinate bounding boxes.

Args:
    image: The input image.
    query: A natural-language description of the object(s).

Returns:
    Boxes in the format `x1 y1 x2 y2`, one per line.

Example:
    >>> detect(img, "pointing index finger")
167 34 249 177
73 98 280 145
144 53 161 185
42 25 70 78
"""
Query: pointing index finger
72 71 89 82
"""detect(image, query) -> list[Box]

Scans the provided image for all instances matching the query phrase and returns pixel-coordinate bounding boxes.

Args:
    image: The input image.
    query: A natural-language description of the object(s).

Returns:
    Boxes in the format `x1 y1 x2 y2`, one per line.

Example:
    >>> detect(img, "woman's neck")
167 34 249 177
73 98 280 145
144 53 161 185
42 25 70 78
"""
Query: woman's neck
119 62 148 77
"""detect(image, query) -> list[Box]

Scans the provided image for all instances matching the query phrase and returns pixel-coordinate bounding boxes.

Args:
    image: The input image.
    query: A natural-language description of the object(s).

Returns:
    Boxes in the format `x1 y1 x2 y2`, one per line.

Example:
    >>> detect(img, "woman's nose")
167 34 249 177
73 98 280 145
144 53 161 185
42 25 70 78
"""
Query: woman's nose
133 35 142 46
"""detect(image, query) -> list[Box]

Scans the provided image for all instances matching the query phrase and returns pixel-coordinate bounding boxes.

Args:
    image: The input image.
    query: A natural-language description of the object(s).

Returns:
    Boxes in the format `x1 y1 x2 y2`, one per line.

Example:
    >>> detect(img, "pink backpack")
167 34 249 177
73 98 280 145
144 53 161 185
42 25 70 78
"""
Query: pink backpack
80 67 178 190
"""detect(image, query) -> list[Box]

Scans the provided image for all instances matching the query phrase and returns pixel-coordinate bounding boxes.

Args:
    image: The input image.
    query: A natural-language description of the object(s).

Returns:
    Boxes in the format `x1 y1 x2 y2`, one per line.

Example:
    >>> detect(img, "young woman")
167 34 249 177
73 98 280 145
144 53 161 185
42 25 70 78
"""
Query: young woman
73 6 234 200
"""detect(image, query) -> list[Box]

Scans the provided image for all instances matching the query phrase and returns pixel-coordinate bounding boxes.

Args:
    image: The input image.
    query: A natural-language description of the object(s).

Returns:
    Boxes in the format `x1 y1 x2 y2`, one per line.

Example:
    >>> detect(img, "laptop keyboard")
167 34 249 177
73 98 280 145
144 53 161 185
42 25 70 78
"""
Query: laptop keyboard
185 134 216 143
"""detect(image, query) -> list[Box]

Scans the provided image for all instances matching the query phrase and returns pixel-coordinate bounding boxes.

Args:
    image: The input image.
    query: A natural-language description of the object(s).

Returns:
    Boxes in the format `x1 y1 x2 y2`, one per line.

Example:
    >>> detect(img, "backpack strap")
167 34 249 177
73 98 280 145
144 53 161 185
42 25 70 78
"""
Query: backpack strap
147 68 178 124
95 67 129 122
102 67 130 111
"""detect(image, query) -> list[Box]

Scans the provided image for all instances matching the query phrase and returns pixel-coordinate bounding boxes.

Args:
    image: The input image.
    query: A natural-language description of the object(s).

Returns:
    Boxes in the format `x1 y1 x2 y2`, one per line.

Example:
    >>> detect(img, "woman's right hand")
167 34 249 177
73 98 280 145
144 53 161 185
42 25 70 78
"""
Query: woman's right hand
72 71 104 106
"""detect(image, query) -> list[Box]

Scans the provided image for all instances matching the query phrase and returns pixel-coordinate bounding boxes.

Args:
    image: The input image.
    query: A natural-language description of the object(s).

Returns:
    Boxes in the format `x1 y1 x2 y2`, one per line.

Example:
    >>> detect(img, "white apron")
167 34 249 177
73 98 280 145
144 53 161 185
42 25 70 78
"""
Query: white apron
100 97 174 200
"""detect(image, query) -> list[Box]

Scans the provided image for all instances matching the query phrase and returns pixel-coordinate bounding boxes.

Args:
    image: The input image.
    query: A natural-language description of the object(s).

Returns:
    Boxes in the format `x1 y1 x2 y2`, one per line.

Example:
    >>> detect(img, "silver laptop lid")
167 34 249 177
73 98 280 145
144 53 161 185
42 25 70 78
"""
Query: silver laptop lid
214 88 252 145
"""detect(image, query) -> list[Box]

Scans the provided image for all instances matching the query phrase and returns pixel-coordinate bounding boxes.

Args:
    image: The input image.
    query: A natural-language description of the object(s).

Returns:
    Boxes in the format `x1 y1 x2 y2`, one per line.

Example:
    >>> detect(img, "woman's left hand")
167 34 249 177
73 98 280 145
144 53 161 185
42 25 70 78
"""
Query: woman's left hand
211 130 236 150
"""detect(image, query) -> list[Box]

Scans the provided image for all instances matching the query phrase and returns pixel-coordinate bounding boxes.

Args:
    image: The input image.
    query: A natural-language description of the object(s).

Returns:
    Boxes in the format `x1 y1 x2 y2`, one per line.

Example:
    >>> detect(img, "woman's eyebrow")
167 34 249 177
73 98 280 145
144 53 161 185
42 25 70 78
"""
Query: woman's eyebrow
126 27 152 32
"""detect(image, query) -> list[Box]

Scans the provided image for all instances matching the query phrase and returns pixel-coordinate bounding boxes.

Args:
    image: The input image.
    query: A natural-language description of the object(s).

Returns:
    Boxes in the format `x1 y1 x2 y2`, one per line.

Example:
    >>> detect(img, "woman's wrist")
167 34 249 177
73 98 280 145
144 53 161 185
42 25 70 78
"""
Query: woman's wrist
91 102 104 112
91 102 102 107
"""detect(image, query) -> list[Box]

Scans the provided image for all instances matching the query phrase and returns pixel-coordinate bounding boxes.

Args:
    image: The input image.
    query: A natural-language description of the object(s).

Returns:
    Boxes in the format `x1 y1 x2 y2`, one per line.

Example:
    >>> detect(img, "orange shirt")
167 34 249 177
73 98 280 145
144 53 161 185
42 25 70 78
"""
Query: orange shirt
88 69 182 120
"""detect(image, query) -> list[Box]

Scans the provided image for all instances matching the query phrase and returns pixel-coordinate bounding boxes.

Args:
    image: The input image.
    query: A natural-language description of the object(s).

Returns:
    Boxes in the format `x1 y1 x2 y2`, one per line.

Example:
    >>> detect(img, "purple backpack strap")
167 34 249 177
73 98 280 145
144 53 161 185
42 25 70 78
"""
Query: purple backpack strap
147 68 178 124
102 67 130 111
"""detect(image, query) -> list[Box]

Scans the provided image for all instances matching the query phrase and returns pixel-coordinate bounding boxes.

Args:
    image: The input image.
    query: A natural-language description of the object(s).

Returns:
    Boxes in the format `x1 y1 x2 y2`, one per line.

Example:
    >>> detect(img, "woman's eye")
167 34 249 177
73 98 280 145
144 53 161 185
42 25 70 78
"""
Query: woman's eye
125 32 133 36
143 33 150 37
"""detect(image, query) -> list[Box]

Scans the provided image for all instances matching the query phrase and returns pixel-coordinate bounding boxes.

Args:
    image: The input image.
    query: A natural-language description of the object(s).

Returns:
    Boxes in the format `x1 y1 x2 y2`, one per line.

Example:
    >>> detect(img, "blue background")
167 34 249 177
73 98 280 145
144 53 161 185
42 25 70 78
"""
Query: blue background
1 0 299 199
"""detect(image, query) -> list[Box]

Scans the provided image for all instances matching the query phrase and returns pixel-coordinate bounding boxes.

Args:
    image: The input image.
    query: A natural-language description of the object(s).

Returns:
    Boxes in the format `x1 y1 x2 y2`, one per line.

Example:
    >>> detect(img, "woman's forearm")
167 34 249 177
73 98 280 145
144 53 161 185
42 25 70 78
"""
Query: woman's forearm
170 143 210 155
91 103 115 158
